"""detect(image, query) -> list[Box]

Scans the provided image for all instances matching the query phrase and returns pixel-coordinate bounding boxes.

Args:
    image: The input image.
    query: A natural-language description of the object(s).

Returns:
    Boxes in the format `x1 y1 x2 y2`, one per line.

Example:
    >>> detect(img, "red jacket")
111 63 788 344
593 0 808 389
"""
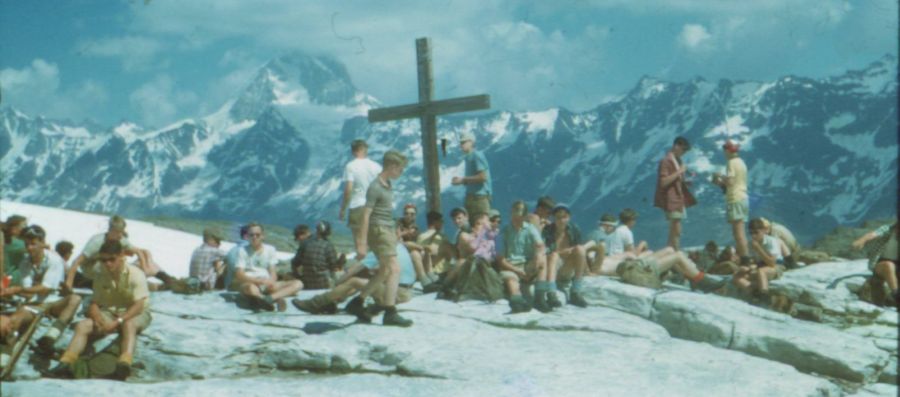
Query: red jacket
654 151 696 212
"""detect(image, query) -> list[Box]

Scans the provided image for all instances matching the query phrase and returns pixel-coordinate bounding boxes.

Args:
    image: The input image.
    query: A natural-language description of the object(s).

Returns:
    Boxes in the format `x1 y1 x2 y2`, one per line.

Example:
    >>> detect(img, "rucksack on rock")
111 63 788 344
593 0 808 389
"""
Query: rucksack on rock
796 250 831 265
72 337 122 379
616 258 663 289
448 257 505 302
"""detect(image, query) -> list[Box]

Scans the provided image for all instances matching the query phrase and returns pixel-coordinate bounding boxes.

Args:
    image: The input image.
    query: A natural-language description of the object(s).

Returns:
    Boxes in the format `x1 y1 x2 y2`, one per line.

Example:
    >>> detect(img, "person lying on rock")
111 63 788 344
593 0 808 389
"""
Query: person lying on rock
292 231 416 317
45 240 151 380
733 218 789 300
1 226 83 356
541 204 589 310
615 247 729 292
64 215 176 291
496 201 548 314
852 220 899 304
233 223 303 312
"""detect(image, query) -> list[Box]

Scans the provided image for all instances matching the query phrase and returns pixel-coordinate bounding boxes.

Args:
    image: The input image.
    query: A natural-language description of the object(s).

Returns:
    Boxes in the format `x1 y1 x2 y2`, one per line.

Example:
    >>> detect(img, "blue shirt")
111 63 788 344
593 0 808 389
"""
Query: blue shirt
361 243 416 286
498 222 544 263
543 222 583 253
464 150 492 196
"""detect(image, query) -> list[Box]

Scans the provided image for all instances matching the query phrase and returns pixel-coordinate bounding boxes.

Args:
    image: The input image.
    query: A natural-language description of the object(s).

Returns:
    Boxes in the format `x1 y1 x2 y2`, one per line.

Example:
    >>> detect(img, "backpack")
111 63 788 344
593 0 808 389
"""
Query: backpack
169 277 203 295
71 337 122 379
445 257 505 302
796 250 831 265
616 258 663 289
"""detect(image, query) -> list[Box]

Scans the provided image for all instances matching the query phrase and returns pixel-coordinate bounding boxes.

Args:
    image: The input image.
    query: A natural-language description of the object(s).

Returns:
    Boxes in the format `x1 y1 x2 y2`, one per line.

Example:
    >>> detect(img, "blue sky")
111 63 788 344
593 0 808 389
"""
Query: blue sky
0 0 896 128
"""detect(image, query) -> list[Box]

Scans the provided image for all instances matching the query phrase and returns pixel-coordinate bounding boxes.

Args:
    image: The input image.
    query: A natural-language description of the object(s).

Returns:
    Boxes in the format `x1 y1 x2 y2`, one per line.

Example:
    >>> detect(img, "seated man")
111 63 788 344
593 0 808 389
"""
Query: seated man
292 221 342 290
733 218 790 299
585 213 617 274
2 226 83 355
224 225 250 289
541 205 589 309
616 248 729 293
292 235 416 316
533 196 555 232
416 211 454 278
189 229 226 291
852 220 899 304
759 218 799 268
398 218 437 289
488 209 502 233
496 201 548 313
607 209 648 256
46 240 151 379
233 223 303 311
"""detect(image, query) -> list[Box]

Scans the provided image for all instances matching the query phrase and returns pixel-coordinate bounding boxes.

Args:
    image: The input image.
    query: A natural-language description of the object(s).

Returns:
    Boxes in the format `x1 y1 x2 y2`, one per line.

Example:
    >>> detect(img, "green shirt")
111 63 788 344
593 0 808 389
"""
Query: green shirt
4 238 26 277
498 222 544 263
365 177 395 228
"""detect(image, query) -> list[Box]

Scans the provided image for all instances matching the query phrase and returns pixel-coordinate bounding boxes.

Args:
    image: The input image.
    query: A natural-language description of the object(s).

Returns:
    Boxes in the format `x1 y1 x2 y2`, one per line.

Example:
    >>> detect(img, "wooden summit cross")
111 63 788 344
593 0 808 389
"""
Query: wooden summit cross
368 37 490 214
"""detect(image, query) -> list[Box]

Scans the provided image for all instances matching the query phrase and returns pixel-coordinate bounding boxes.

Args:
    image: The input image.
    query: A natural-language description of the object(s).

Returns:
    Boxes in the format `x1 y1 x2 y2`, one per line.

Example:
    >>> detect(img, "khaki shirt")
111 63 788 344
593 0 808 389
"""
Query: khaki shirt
93 263 150 314
725 156 748 203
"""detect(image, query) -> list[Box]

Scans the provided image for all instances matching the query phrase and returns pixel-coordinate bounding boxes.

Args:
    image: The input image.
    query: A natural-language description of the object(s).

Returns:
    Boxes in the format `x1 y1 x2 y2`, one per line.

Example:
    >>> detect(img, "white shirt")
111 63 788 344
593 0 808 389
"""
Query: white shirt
17 250 66 302
235 244 279 279
753 235 783 263
344 158 382 209
607 225 634 256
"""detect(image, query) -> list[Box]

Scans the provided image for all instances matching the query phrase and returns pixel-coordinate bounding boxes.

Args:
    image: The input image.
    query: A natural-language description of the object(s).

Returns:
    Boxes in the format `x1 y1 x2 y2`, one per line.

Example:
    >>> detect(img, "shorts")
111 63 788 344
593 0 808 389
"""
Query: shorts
348 207 366 233
666 209 686 221
726 200 749 223
97 308 152 334
368 225 398 259
499 260 537 282
464 194 491 223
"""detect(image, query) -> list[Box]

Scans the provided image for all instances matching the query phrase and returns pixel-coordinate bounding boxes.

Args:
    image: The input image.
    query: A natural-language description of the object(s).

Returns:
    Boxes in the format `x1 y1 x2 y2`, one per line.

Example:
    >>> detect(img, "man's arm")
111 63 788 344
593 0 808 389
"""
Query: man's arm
496 255 526 277
119 297 146 323
659 159 685 188
751 241 776 267
339 180 353 220
64 254 87 288
356 207 372 259
852 231 878 250
87 302 117 333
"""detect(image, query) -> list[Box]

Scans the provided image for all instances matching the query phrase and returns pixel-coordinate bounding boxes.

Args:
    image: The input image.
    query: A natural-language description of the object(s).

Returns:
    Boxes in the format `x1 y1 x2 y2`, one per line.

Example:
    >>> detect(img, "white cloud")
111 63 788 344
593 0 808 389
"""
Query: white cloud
129 75 198 127
0 59 108 121
678 24 712 51
79 35 165 72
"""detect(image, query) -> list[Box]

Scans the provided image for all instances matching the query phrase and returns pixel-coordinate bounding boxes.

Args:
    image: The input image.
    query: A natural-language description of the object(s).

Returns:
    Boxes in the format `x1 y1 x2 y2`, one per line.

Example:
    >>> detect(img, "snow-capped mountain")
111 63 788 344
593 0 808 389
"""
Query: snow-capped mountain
1 52 896 247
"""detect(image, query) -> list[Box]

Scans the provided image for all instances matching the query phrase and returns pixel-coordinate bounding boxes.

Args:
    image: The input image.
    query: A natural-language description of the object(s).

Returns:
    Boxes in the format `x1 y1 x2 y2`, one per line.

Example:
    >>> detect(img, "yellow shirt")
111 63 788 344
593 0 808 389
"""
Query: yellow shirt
92 263 150 314
725 156 748 203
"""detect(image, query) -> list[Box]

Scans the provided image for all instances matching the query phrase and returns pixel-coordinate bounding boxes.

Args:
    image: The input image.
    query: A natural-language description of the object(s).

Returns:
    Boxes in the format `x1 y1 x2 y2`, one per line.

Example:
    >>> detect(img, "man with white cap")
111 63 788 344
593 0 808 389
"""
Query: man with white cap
586 213 617 274
451 131 492 226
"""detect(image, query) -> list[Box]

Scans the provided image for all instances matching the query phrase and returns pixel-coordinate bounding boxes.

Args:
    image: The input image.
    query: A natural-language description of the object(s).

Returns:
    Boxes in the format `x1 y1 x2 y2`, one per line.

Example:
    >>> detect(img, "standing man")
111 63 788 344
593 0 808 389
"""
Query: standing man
452 131 492 225
654 136 696 250
339 139 382 265
713 140 750 265
345 150 413 327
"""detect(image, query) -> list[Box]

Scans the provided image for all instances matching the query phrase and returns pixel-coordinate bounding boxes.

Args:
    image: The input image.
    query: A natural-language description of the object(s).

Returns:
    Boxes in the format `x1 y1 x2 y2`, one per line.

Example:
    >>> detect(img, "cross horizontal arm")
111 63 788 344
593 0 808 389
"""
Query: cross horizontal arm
368 94 490 123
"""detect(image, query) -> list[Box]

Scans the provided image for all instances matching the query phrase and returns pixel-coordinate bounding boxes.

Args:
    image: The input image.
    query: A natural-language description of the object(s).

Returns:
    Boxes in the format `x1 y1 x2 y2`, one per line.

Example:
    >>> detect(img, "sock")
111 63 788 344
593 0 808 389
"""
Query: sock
690 272 705 283
548 281 558 292
572 278 584 293
59 351 79 364
118 352 133 365
41 326 62 341
534 281 548 294
156 271 175 285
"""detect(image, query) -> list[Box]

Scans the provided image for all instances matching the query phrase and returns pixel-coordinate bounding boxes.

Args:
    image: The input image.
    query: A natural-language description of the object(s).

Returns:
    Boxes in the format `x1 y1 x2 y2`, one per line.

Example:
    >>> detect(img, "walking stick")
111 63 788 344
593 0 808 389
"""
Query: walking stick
1 305 44 380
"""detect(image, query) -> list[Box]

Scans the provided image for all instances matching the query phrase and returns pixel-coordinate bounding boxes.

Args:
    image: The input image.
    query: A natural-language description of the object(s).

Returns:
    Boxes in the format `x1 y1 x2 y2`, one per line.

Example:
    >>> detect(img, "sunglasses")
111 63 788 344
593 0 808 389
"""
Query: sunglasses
248 233 263 237
98 256 117 263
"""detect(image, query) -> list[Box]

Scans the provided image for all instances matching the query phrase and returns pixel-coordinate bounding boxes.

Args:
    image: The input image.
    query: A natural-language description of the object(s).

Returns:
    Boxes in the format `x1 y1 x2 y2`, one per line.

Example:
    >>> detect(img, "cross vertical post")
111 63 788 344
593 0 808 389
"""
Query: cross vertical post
416 38 441 214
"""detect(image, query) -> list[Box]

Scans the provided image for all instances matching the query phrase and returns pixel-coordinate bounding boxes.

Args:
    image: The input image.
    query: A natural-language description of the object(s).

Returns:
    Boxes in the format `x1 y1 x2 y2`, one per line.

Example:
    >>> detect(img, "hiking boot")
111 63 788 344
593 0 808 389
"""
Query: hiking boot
382 310 413 327
35 336 58 357
546 291 562 308
533 292 552 313
568 291 588 308
508 296 531 314
422 281 443 294
43 363 73 379
366 304 387 318
320 303 338 315
345 296 371 322
114 361 132 380
292 298 320 314
691 274 729 293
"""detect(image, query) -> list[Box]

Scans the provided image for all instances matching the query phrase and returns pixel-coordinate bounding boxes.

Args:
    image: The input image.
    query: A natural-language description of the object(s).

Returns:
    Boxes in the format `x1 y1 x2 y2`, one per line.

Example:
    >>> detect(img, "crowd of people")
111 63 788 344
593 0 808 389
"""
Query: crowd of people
0 134 896 381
